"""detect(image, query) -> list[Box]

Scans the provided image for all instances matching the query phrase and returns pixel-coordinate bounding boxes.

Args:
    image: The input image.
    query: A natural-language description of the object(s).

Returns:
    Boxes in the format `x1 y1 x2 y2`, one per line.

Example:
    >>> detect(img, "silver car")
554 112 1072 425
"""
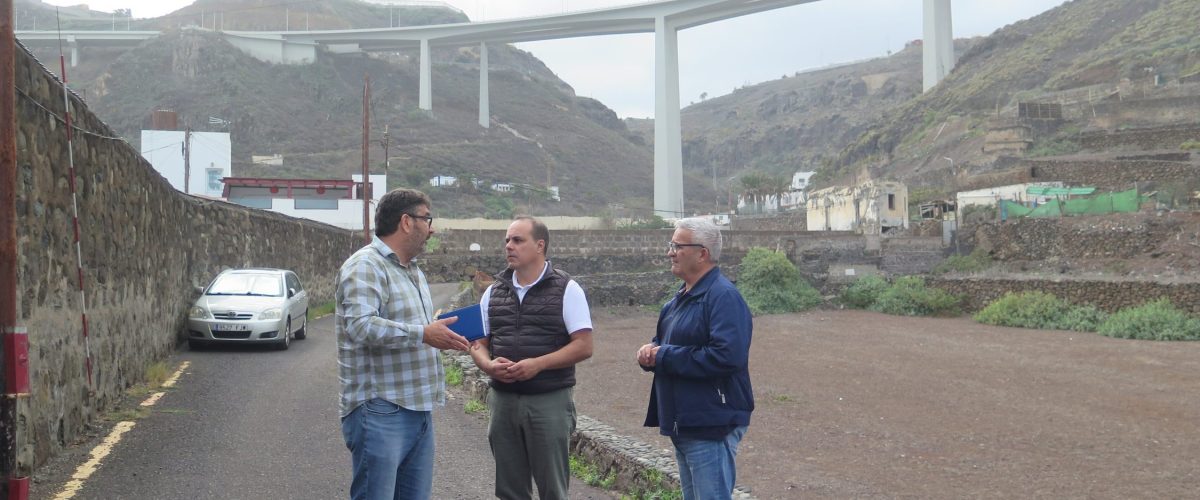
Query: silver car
186 268 309 350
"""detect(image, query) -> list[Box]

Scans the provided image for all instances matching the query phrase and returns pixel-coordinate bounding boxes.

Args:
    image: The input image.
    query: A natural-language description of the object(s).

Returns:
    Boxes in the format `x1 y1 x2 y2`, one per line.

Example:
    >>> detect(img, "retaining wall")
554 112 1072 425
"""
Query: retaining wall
13 44 359 470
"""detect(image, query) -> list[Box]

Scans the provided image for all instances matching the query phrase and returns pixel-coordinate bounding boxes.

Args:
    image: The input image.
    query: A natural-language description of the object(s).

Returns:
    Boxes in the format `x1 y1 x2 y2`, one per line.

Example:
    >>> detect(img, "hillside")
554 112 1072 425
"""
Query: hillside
20 1 675 218
651 0 1200 210
825 0 1200 187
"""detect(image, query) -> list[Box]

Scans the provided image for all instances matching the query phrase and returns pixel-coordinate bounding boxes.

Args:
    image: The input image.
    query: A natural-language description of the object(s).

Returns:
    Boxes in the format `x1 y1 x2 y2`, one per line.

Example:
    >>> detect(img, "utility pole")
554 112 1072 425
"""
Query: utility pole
2 1 31 497
182 127 192 194
380 124 390 172
361 75 370 243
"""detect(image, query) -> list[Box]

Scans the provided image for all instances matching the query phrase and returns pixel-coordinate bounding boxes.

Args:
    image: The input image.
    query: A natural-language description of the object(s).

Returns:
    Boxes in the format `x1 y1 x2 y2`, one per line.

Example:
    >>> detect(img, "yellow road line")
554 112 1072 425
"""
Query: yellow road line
54 361 191 498
52 421 136 500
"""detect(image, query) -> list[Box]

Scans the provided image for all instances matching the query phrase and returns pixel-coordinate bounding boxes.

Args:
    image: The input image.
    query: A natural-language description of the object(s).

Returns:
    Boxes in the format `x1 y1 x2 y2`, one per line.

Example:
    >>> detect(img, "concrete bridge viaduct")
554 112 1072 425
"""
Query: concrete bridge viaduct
17 0 955 218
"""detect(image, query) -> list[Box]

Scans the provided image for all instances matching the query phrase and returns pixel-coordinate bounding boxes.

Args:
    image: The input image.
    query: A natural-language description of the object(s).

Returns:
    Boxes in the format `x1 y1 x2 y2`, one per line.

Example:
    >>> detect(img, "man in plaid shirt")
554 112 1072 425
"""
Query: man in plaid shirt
337 188 470 500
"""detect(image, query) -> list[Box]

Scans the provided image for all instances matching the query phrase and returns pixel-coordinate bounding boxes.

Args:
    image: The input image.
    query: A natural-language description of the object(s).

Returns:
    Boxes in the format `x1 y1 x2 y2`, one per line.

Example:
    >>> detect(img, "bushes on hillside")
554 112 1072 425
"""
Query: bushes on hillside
869 276 962 317
1097 298 1200 341
839 275 889 309
736 248 822 315
973 291 1107 332
841 275 961 317
932 248 992 274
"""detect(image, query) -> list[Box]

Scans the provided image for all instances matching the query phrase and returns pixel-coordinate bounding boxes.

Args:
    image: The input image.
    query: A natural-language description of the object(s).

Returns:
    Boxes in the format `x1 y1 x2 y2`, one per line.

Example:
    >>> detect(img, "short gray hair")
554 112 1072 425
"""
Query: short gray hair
675 217 722 263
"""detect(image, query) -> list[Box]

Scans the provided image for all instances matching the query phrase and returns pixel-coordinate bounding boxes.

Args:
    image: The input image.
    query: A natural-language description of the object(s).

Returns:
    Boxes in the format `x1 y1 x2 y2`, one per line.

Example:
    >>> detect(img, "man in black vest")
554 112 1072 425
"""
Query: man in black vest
469 216 594 500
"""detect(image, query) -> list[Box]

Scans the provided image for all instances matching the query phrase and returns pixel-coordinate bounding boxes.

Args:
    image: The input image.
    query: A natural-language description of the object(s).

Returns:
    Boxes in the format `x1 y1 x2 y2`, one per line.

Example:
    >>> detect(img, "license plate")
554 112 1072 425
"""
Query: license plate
213 323 249 332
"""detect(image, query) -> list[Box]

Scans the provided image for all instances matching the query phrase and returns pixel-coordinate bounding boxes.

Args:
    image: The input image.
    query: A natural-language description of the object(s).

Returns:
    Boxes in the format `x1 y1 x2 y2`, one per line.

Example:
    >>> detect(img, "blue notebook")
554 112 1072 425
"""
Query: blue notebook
436 303 486 341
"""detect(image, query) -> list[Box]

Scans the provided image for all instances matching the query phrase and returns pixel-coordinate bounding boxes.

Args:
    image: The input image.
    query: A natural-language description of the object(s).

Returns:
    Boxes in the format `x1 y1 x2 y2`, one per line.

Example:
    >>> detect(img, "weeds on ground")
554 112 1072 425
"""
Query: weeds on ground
737 247 822 315
1097 298 1200 341
974 291 1108 332
933 248 992 274
445 361 464 387
840 275 889 309
105 408 150 422
464 399 487 414
308 301 335 320
869 276 962 317
570 456 617 489
621 468 683 500
127 361 174 399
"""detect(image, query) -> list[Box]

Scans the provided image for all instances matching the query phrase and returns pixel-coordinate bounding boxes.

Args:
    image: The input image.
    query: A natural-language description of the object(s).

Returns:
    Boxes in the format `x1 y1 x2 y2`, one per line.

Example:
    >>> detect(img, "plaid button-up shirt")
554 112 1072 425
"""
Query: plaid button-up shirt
337 236 444 418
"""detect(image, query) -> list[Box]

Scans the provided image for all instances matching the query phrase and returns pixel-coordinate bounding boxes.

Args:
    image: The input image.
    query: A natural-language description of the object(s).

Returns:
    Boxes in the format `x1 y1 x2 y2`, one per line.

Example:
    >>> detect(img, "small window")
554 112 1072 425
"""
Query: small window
888 194 896 210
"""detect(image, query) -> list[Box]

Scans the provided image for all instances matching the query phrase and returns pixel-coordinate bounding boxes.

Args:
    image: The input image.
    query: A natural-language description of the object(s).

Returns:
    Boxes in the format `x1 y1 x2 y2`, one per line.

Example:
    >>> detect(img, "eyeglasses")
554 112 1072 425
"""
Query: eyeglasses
406 213 434 227
667 242 705 252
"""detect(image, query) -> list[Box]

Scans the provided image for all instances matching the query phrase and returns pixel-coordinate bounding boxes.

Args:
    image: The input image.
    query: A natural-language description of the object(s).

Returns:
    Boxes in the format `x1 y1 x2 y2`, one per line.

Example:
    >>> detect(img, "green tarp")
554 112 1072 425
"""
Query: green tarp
1001 188 1148 218
1025 186 1097 196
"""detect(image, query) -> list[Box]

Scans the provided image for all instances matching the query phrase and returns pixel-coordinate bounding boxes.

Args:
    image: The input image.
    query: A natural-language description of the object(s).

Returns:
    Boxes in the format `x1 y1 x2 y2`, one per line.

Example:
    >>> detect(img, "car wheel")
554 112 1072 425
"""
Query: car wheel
294 311 308 340
188 339 205 351
276 319 291 351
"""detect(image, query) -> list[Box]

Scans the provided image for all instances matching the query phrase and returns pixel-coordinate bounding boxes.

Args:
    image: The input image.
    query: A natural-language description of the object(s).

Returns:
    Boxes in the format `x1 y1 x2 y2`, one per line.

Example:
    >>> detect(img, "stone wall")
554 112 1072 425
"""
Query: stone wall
1028 158 1199 190
962 214 1184 261
729 212 807 231
1078 124 1200 151
926 277 1200 314
13 45 359 469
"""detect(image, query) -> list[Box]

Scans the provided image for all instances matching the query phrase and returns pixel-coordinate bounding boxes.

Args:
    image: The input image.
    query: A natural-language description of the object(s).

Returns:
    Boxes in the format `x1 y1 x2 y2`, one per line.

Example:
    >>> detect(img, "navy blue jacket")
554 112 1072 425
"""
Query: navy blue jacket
643 267 754 437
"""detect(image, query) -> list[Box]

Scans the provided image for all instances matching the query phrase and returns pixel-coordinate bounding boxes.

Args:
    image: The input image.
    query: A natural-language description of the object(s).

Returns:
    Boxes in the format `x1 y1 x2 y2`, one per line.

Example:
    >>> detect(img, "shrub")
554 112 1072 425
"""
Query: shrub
1097 298 1200 341
840 275 889 309
974 291 1107 332
1180 140 1200 150
736 248 822 315
933 248 992 274
869 276 961 317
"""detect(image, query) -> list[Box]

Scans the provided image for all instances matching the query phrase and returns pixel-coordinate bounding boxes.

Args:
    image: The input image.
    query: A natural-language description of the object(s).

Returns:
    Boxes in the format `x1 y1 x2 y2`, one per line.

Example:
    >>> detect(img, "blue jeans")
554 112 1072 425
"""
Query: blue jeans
341 398 434 500
670 426 747 500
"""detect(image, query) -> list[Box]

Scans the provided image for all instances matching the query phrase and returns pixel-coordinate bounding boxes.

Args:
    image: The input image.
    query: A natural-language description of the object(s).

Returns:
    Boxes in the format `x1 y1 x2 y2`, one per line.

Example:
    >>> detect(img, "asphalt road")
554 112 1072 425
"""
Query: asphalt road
31 283 614 499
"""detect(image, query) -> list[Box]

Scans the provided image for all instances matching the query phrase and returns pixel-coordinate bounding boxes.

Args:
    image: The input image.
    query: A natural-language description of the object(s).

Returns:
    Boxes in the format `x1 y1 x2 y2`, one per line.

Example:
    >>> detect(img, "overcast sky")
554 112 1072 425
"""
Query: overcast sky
39 0 1067 118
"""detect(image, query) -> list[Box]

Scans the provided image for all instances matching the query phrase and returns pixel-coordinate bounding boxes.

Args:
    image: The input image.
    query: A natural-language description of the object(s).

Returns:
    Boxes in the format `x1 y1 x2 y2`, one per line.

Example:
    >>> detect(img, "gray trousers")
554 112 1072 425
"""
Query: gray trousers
487 387 576 500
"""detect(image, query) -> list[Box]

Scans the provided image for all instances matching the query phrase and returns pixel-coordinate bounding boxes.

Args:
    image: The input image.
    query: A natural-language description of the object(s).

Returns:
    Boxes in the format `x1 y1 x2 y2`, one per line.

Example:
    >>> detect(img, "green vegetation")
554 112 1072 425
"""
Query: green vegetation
1179 140 1200 150
464 399 487 414
309 301 336 321
974 291 1108 332
621 468 683 500
1097 298 1200 341
105 408 151 422
445 361 464 387
1026 136 1082 158
736 248 823 315
839 275 890 309
570 456 617 490
483 195 515 219
932 248 993 274
869 276 962 317
425 236 442 254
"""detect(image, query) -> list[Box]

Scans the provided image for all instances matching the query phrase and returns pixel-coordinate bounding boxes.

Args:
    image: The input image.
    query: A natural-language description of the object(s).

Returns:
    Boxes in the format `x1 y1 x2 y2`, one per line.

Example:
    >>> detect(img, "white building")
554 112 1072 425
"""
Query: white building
807 180 909 234
956 182 1065 209
429 175 457 187
736 170 816 214
140 130 231 198
223 174 387 231
491 182 514 193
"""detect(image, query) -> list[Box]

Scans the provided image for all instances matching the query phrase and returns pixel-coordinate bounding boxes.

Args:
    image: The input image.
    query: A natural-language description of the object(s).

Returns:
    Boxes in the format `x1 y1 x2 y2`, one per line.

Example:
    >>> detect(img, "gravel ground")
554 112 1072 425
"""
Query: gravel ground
573 307 1200 499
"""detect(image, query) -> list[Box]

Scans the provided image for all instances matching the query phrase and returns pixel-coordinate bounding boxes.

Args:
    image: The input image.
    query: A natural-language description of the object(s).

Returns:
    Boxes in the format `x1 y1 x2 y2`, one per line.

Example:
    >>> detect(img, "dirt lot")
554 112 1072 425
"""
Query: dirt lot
574 307 1200 499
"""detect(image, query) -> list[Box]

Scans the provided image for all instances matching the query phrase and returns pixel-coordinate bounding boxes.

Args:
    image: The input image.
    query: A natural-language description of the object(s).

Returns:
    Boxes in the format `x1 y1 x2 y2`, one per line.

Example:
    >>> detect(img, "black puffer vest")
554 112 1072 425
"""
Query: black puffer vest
488 263 574 394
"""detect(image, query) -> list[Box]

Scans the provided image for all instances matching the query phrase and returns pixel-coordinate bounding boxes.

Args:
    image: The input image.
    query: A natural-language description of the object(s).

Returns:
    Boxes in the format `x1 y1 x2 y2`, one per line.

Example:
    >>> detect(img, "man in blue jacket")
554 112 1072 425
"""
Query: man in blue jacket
637 217 754 500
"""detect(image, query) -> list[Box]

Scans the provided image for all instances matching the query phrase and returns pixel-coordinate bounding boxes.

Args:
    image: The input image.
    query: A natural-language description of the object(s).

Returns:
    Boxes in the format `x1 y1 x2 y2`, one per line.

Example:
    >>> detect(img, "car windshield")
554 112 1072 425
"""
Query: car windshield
206 273 283 297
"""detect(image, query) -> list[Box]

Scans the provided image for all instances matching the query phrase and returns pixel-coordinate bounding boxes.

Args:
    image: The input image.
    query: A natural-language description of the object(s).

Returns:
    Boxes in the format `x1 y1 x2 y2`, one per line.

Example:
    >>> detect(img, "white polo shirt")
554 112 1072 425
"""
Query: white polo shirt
479 262 593 336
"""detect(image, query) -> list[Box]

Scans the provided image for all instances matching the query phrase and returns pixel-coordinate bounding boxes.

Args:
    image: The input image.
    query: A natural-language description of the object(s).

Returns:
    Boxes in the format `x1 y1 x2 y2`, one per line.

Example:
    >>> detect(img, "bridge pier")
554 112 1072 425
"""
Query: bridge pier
479 42 489 128
419 39 432 111
922 0 954 92
653 16 684 219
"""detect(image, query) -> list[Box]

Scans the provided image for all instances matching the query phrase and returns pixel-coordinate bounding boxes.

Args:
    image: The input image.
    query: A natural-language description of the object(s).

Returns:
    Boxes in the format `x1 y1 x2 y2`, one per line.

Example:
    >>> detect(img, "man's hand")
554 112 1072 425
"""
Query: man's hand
422 316 469 351
503 358 544 382
487 356 517 383
636 343 659 368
